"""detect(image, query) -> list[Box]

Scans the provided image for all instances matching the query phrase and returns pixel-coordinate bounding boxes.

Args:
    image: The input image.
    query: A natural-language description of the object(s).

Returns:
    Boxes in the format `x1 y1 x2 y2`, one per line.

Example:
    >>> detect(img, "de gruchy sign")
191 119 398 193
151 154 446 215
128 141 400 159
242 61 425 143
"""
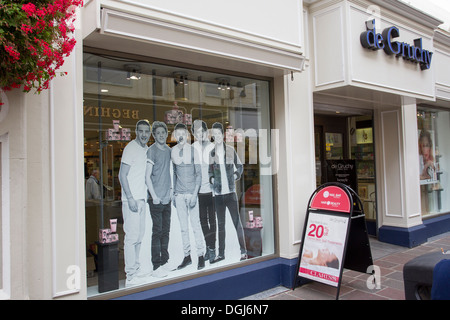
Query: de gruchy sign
360 19 433 70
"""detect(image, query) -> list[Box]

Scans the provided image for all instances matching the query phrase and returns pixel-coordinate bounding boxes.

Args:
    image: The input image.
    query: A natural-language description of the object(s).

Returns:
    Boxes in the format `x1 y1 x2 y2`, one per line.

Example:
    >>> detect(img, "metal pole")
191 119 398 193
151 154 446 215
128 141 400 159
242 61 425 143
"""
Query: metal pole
98 61 104 229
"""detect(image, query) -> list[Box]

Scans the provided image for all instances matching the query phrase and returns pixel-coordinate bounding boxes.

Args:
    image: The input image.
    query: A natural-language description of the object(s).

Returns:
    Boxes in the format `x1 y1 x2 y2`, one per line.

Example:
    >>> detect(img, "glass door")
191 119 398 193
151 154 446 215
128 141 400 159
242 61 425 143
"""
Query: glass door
314 112 377 235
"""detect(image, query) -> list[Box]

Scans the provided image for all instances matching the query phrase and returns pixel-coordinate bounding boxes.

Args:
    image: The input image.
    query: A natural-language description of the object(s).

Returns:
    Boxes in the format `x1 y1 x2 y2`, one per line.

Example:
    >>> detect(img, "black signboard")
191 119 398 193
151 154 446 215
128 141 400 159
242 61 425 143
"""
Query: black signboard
326 160 358 192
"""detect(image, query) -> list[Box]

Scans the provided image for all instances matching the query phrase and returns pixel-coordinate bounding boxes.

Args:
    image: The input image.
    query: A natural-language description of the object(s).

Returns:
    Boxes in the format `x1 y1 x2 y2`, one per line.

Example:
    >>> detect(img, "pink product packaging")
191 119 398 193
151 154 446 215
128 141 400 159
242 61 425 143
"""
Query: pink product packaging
246 215 263 229
174 110 184 123
246 221 255 228
106 129 121 141
99 228 119 244
121 128 131 141
109 233 119 242
110 219 117 233
183 113 192 125
225 129 234 143
165 111 177 124
106 128 114 140
248 210 254 221
113 120 120 131
99 228 111 244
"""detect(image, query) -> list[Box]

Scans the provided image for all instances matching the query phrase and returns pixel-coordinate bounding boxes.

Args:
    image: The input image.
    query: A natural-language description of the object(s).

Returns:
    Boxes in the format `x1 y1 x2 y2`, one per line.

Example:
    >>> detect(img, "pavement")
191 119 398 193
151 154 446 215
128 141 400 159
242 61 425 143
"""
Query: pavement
243 232 450 300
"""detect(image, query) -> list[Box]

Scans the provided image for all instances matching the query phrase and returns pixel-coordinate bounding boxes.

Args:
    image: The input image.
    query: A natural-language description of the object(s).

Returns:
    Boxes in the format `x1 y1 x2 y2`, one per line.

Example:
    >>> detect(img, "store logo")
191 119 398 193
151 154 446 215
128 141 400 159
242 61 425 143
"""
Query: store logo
366 265 381 290
360 19 433 70
66 265 81 291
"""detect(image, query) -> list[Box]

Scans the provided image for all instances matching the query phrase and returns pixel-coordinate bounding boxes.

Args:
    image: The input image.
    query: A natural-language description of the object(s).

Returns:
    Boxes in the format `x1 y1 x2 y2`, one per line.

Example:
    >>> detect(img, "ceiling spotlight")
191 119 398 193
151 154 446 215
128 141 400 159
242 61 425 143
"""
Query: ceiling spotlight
237 81 246 97
127 73 141 80
216 77 231 91
173 72 189 86
125 64 142 80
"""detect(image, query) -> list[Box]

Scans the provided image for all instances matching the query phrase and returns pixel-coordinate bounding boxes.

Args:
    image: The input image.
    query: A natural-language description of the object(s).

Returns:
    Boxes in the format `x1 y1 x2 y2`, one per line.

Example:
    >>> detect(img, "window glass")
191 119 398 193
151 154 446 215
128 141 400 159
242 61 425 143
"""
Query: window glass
83 52 275 296
417 107 450 217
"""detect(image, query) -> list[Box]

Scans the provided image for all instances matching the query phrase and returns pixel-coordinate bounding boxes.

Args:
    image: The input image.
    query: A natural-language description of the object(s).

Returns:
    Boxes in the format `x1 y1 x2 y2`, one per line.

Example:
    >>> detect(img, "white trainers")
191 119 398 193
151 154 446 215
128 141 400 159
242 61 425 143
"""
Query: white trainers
152 266 169 278
125 276 146 288
161 262 176 272
136 270 152 278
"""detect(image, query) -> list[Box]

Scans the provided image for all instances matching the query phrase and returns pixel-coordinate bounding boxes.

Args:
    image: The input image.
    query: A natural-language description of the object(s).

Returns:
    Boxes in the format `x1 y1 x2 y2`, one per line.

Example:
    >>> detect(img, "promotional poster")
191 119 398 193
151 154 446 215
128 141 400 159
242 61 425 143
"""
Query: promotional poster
298 211 349 287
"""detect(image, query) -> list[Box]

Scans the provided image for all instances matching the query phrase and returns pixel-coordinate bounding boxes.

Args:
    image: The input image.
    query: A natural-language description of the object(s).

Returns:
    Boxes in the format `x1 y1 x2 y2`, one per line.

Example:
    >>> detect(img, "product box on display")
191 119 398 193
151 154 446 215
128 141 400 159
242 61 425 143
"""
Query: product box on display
99 219 119 244
106 120 131 141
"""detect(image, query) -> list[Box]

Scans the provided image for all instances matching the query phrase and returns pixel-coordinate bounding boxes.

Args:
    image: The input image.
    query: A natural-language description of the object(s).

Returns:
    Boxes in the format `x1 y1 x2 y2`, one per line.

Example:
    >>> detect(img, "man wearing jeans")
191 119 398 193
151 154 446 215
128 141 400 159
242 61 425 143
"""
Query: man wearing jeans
209 122 247 262
119 119 151 287
146 121 172 278
192 120 216 263
171 123 206 270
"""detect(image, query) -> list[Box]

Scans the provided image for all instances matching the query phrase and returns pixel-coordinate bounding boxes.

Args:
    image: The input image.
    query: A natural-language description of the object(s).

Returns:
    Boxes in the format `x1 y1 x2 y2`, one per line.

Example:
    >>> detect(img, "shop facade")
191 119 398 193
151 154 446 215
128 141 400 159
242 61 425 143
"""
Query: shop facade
1 0 450 300
308 0 450 249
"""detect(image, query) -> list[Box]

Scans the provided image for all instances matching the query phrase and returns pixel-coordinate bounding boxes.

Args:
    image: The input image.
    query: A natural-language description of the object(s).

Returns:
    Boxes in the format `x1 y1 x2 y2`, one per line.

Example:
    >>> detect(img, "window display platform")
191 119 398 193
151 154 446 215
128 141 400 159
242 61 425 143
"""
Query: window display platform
88 257 291 300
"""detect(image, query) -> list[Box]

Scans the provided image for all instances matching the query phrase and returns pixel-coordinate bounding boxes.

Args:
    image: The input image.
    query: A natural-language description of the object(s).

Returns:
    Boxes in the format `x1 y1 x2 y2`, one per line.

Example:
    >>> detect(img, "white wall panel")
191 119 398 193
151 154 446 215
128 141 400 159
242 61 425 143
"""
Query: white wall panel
434 49 450 100
380 110 404 218
118 0 303 48
312 5 346 87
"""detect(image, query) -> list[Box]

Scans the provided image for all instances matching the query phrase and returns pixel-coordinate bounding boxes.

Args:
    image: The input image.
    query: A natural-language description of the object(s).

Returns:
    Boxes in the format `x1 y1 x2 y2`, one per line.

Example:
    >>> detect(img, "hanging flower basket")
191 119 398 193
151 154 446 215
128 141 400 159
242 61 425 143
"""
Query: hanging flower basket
0 0 84 104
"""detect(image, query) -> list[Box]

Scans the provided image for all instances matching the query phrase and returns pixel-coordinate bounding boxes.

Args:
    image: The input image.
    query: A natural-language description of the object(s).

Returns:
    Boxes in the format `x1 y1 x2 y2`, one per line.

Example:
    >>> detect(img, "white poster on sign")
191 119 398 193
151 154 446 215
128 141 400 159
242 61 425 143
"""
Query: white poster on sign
298 212 349 287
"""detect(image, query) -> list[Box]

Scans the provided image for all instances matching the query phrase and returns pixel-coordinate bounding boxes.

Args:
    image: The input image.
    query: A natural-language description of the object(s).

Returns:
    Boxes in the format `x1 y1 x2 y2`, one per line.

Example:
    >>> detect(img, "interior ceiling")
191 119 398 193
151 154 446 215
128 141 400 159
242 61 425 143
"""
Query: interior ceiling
314 85 450 116
83 30 288 83
83 49 264 88
417 98 450 109
313 86 403 116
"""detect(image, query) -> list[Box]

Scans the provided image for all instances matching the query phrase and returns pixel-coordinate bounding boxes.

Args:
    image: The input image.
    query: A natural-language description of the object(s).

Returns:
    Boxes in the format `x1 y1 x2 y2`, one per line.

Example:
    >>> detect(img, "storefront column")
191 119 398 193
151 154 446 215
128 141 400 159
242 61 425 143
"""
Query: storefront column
274 67 315 285
376 97 426 247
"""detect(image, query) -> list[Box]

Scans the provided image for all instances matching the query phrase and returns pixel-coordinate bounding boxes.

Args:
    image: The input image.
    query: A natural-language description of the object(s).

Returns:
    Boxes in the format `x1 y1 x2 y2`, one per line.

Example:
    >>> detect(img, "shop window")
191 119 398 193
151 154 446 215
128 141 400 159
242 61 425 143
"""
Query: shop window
417 108 450 217
83 52 275 296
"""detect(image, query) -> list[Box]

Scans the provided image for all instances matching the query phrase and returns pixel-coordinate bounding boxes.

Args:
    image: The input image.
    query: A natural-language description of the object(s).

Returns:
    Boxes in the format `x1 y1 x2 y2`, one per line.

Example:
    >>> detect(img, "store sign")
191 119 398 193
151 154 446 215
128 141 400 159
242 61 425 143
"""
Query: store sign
326 160 358 193
83 106 140 120
310 185 351 213
360 19 433 70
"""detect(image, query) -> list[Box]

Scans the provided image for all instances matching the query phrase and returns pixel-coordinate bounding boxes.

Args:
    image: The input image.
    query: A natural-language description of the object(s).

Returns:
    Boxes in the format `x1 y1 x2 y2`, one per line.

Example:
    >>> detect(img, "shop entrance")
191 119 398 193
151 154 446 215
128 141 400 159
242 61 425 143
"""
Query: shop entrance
314 109 377 235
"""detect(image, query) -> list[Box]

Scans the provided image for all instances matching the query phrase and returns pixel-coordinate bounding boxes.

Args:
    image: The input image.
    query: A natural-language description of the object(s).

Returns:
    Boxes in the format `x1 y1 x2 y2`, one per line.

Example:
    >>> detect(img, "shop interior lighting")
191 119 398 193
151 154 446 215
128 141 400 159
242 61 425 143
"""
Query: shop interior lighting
125 64 142 80
173 72 189 86
216 77 231 91
237 81 246 97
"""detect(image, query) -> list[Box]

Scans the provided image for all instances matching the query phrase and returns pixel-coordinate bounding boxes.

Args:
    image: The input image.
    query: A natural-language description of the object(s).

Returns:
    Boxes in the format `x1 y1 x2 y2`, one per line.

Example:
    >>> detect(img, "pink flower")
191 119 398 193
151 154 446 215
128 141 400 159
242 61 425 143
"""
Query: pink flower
21 24 34 34
3 0 84 93
22 3 37 17
4 45 20 61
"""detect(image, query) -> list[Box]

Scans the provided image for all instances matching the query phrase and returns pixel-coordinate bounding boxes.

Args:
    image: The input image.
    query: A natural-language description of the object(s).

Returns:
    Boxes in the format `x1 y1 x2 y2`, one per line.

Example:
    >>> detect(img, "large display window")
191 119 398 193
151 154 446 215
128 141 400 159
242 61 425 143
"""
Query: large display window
417 107 450 217
83 51 275 296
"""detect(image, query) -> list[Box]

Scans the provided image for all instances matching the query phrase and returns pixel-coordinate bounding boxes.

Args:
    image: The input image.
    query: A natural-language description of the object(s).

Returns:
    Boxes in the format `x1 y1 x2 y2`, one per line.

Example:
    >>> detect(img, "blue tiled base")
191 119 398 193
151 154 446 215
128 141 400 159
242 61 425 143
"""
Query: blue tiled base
379 225 427 248
114 257 298 300
379 214 450 248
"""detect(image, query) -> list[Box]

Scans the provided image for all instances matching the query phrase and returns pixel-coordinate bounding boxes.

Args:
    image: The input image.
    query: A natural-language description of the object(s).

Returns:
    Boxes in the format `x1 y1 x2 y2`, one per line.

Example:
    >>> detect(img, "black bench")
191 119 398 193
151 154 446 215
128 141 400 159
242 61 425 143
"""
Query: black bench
403 251 449 300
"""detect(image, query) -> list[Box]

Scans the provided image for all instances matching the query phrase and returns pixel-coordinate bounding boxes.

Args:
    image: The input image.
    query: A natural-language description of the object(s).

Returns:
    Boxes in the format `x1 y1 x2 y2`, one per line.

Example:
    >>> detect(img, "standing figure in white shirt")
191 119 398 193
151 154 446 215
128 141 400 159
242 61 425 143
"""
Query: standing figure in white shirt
119 119 151 287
